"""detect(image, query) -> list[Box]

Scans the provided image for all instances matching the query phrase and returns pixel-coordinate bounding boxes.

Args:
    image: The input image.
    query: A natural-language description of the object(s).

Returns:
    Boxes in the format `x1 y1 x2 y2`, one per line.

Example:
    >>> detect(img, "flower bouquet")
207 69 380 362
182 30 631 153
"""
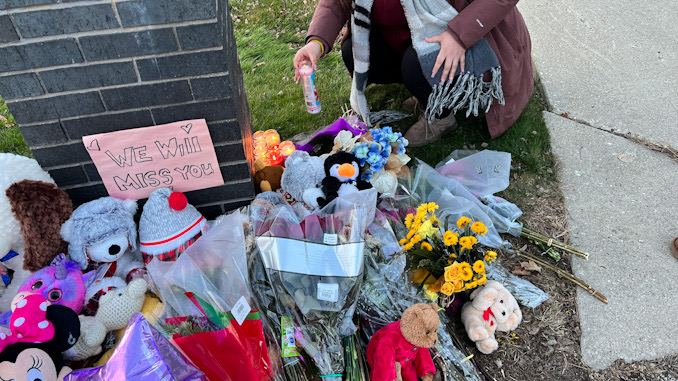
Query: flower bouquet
399 202 498 307
146 210 283 381
248 188 377 381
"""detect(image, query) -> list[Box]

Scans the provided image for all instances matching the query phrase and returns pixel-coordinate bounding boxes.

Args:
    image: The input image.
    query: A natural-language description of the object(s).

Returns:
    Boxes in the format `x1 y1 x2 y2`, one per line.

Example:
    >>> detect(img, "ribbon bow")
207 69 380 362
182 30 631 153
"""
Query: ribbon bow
0 294 54 352
482 307 495 327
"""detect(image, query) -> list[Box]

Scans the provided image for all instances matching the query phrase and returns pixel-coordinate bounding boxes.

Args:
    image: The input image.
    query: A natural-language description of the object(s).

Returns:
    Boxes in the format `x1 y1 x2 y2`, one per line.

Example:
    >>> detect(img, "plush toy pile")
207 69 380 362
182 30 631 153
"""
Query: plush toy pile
0 118 544 381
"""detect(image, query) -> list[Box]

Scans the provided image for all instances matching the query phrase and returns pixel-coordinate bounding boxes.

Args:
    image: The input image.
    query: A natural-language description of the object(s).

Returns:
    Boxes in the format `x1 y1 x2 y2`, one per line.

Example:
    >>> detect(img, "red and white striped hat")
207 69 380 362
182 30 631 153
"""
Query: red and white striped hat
138 188 206 255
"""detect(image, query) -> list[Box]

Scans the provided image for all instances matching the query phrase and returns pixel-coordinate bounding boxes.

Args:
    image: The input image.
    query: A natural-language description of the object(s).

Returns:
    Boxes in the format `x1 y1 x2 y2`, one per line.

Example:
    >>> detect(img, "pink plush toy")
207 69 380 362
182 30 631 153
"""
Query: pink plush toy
0 254 94 325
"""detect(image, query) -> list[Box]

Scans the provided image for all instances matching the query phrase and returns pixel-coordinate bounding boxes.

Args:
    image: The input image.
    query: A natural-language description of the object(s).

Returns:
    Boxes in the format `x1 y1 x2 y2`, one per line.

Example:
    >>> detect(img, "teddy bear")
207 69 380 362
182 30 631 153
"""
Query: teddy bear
280 150 325 209
460 280 522 354
60 196 144 282
366 303 439 381
64 278 147 361
0 153 72 312
253 159 284 193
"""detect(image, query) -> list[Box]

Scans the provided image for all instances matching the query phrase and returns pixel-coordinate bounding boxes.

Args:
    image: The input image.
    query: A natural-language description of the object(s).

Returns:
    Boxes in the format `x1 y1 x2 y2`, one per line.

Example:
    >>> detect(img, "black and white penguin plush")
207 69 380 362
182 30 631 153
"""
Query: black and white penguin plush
318 152 371 208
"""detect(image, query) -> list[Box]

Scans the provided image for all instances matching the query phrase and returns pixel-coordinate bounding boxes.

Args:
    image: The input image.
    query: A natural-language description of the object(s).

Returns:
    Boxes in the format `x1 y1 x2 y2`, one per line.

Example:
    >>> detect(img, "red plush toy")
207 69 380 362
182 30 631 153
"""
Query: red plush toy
366 303 439 381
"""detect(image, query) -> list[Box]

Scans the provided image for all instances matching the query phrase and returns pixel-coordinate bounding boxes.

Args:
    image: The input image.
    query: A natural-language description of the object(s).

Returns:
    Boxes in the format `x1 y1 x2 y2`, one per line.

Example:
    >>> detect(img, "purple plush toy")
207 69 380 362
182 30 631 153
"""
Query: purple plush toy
0 254 94 325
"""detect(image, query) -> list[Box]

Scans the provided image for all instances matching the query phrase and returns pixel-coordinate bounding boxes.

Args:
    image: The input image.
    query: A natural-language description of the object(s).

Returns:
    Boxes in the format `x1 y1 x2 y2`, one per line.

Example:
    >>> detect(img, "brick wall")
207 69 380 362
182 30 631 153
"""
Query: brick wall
0 0 255 218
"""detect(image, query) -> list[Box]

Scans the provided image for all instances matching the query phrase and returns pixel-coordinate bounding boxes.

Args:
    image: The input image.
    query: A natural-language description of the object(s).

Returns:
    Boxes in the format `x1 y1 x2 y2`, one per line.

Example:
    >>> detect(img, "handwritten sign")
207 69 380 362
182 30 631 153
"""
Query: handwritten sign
82 119 224 200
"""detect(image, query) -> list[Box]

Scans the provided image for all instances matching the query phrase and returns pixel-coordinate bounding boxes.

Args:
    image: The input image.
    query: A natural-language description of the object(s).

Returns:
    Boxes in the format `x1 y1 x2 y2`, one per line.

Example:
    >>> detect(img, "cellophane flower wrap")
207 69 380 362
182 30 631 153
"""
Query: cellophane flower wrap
249 188 377 381
147 210 283 381
357 212 482 381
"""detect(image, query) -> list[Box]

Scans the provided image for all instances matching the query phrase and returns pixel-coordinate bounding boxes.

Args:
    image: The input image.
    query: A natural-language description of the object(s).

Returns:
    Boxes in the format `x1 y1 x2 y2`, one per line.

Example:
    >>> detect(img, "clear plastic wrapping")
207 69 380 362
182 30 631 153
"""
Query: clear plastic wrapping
146 210 283 381
357 254 482 381
485 260 549 308
249 189 377 380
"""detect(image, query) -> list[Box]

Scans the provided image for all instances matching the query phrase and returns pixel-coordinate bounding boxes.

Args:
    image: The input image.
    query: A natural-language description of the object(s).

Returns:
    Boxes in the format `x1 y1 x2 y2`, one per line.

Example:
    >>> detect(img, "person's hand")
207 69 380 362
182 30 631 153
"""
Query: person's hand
294 41 323 82
425 31 466 83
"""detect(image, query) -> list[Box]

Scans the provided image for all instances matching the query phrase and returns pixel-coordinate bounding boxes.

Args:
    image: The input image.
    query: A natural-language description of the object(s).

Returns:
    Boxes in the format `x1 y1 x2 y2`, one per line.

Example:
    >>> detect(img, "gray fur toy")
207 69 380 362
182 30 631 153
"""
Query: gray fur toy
60 197 139 273
280 151 325 209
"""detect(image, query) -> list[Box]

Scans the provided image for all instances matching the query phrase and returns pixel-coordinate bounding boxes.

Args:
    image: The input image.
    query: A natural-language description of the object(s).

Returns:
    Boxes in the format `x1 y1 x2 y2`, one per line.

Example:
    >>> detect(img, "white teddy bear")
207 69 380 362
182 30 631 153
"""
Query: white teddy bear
461 280 522 354
64 278 147 361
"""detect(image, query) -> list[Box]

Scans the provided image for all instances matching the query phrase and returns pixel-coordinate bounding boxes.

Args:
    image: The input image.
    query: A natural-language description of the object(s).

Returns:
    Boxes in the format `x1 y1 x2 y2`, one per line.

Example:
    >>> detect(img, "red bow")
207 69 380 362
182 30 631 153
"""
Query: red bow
483 307 495 327
0 294 55 352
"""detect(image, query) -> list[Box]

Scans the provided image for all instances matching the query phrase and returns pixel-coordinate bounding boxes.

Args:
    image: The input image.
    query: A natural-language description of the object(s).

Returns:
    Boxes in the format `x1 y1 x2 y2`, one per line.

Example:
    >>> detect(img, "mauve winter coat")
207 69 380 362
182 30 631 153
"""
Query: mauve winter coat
307 0 533 138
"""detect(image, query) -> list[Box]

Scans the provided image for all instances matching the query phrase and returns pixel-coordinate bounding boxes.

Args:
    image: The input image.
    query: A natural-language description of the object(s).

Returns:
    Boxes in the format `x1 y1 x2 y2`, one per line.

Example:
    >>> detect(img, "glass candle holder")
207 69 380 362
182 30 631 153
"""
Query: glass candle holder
264 129 280 146
279 141 296 157
253 130 266 143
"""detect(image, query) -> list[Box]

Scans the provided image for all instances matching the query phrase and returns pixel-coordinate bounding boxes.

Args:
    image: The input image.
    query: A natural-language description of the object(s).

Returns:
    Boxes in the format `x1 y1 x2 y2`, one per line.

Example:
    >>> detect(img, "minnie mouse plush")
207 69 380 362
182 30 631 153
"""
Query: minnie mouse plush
0 294 80 381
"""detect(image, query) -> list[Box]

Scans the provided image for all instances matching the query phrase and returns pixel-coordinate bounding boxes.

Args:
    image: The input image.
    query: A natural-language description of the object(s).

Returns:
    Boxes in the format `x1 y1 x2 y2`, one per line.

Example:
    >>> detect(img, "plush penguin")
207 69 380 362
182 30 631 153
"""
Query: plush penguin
318 152 371 208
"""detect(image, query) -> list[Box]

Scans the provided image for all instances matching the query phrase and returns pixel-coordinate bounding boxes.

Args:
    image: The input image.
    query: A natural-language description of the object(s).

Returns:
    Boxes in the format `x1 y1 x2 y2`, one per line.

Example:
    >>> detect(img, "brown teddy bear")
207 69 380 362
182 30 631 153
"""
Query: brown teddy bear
253 159 284 193
366 303 439 381
460 280 522 354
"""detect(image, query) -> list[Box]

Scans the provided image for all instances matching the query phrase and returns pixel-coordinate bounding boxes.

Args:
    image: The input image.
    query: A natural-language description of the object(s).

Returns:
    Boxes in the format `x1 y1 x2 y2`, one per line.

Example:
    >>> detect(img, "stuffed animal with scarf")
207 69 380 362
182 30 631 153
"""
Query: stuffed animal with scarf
460 280 522 354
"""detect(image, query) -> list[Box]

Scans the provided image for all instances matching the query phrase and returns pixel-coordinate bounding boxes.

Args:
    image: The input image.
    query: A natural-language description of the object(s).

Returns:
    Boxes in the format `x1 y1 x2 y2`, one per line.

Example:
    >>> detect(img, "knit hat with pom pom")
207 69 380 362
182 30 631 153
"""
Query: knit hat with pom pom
138 188 205 256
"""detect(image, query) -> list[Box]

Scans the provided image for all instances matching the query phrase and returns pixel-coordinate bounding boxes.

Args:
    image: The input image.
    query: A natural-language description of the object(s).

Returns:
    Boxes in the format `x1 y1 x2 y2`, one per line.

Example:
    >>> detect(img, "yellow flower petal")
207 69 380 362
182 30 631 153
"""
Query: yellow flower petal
471 221 488 236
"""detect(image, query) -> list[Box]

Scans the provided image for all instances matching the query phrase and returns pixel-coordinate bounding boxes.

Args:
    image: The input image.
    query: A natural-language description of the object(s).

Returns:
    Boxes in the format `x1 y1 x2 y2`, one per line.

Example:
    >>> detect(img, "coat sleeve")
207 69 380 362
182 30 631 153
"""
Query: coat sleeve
446 0 519 49
415 347 436 377
306 0 351 56
370 335 399 381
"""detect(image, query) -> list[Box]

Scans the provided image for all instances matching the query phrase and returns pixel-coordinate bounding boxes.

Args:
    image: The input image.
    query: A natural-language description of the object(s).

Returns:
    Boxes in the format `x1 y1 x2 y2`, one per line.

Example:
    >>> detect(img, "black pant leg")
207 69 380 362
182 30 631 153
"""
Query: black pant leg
341 32 403 85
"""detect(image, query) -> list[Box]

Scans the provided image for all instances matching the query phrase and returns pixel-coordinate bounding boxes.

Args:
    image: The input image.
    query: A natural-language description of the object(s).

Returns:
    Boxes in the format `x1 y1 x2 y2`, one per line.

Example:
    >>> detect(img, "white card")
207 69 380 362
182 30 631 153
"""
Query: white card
317 283 339 302
323 233 338 245
232 296 251 326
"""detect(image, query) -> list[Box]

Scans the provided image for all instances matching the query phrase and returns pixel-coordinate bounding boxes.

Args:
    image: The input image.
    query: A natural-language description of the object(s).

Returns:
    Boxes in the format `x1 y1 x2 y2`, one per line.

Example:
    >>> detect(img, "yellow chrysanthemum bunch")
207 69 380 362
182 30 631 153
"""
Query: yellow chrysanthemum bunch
401 206 495 304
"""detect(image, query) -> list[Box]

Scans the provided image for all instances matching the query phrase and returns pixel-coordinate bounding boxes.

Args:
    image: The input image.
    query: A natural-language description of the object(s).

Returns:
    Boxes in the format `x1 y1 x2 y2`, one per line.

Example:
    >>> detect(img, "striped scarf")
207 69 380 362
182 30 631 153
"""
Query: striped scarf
349 0 504 126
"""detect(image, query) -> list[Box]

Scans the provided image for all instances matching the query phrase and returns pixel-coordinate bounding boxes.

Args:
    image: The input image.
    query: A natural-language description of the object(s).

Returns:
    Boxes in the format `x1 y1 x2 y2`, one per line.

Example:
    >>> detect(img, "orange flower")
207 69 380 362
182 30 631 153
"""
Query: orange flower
412 269 436 284
427 277 445 293
444 263 462 282
440 282 454 296
459 236 477 251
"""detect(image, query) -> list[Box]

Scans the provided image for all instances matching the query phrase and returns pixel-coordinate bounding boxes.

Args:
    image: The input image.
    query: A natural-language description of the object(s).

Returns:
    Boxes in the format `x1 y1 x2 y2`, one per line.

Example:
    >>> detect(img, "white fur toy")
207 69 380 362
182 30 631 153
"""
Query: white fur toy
461 280 522 354
60 196 144 281
64 278 147 361
0 153 55 311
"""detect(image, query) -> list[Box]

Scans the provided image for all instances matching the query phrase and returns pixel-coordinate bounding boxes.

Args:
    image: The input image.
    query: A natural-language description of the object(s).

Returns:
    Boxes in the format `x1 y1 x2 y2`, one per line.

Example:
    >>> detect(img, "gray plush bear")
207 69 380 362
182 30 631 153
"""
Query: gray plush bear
60 197 144 282
280 151 325 209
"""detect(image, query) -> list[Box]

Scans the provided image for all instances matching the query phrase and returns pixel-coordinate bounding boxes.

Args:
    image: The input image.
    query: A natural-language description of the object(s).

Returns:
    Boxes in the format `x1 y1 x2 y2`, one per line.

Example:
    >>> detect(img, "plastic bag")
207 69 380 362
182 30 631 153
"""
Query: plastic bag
357 254 482 381
435 150 511 197
65 314 207 381
485 260 549 308
250 188 377 380
147 210 283 381
401 160 511 248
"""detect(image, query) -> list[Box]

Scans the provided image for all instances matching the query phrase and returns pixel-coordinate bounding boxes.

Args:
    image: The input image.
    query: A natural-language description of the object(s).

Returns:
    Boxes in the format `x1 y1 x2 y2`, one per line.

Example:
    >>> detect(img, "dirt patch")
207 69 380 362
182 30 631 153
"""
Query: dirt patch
450 162 678 380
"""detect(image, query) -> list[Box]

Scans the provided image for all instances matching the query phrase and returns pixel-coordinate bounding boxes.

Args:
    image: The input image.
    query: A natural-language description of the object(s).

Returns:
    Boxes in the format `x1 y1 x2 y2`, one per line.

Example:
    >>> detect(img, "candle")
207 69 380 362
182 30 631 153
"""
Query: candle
253 130 266 143
264 129 280 146
279 141 296 157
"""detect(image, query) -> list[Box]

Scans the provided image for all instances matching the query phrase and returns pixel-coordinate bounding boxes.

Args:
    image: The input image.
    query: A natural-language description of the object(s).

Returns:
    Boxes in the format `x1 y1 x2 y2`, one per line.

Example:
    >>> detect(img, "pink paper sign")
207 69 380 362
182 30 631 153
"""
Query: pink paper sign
82 119 225 200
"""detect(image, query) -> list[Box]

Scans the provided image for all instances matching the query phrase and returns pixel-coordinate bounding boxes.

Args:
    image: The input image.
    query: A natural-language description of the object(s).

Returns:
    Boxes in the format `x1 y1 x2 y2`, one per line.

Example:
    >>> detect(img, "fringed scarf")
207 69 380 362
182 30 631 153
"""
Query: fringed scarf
349 0 505 126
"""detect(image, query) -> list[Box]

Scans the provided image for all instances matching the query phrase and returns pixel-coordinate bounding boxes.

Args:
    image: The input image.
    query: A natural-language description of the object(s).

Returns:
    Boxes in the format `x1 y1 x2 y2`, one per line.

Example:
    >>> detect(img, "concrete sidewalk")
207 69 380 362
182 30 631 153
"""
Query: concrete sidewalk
518 0 678 370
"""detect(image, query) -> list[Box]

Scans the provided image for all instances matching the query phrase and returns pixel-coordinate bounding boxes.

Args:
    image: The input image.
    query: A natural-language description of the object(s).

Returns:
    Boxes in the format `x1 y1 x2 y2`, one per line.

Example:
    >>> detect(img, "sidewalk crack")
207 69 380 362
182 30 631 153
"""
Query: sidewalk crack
549 111 678 163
